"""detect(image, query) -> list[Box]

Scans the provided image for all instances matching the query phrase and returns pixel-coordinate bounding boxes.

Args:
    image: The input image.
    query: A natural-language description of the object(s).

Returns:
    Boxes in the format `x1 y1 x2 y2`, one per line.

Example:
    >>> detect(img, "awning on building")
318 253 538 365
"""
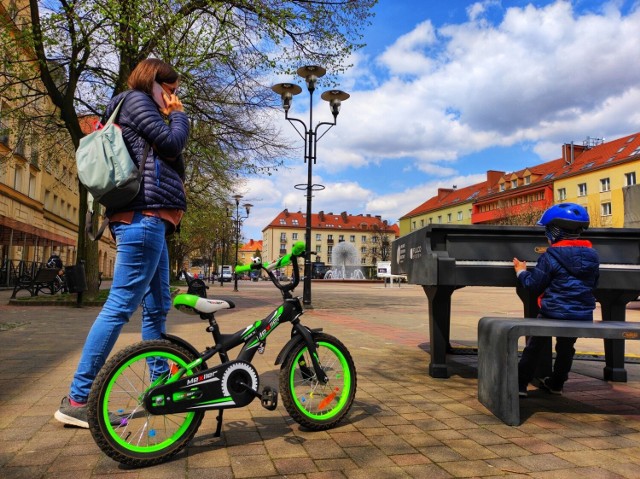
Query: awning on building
0 215 76 248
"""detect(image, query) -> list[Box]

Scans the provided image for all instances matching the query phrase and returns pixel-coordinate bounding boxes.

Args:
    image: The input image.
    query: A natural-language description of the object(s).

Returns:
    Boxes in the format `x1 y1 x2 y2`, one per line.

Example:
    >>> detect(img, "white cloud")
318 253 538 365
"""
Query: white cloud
242 1 640 241
378 20 437 75
328 0 640 168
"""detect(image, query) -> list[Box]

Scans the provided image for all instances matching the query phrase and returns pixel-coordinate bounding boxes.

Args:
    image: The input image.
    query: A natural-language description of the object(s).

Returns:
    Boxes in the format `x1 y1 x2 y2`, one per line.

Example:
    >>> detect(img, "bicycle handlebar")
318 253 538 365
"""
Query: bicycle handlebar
235 241 306 274
234 241 306 296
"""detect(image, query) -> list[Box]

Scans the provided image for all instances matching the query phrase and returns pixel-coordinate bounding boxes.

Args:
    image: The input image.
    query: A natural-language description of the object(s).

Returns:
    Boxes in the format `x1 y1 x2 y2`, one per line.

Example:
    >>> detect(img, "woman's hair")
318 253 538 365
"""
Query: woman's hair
127 58 179 94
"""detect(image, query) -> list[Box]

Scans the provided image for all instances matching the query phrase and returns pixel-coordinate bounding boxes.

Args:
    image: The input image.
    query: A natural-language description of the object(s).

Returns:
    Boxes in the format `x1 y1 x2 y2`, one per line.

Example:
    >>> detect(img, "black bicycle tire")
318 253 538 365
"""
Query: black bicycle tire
87 339 205 467
279 333 357 430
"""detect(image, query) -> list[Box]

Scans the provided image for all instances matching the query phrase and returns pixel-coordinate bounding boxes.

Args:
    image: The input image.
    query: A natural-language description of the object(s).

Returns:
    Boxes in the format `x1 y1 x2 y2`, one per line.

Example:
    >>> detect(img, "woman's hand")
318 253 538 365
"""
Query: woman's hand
513 257 527 274
160 92 184 115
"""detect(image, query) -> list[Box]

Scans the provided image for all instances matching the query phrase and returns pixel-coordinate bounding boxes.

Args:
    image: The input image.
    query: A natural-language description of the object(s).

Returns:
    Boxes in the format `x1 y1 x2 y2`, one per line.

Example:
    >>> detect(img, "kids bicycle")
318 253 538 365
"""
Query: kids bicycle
87 241 357 467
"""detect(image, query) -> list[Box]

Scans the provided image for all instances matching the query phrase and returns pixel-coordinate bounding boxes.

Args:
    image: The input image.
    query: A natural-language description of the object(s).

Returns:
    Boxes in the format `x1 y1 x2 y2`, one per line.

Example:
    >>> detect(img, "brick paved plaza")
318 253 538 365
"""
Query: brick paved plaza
1 281 640 478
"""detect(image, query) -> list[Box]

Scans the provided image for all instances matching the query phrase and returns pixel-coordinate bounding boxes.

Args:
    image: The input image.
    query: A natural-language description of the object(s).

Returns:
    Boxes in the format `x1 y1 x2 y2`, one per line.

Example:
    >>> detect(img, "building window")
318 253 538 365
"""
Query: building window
524 175 531 185
316 245 321 253
447 213 452 223
280 232 286 241
350 235 355 242
557 188 566 201
28 173 36 198
338 235 344 242
361 235 366 242
511 179 517 189
437 215 442 223
626 172 637 186
577 183 587 197
429 217 433 224
360 247 366 254
328 234 333 240
601 202 612 216
13 164 23 191
420 219 424 227
361 258 366 265
412 221 416 230
279 219 286 225
292 219 299 225
499 183 505 192
457 211 462 221
600 178 610 192
316 233 321 241
292 233 298 240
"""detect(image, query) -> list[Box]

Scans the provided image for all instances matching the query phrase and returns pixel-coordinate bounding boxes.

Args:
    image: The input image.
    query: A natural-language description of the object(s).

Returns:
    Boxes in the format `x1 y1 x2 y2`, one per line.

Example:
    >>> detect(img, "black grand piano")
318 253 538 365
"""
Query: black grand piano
391 225 640 380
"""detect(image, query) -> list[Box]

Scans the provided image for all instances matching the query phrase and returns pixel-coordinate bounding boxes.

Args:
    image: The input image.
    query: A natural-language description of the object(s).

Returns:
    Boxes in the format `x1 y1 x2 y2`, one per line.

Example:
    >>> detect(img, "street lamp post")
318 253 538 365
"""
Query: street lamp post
272 65 349 308
228 194 252 292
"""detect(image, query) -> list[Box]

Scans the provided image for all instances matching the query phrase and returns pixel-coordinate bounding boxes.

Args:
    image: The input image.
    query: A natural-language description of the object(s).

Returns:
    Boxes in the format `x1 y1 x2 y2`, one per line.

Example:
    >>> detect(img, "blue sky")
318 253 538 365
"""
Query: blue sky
239 0 640 241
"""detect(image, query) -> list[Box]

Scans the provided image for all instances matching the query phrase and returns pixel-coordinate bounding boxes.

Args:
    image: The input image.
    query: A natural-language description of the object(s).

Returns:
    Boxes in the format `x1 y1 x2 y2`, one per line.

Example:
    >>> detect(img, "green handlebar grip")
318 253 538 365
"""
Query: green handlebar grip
292 241 306 256
273 254 292 269
235 264 251 273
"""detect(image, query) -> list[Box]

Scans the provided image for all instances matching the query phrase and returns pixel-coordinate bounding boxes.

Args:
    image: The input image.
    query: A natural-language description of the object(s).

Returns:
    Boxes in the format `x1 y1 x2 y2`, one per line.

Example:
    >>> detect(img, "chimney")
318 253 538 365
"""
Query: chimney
319 210 325 222
562 142 588 165
283 208 289 217
375 215 382 221
437 188 453 200
486 170 505 185
341 211 348 223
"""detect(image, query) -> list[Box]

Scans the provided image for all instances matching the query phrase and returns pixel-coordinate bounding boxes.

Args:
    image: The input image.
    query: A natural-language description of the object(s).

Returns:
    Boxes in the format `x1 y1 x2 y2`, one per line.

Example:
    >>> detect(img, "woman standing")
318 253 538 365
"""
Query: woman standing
55 58 189 428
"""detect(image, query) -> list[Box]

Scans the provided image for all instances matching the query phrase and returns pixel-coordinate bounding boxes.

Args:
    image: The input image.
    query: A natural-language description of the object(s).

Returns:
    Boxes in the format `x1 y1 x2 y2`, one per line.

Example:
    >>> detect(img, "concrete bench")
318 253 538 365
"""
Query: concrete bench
477 317 640 426
10 268 60 299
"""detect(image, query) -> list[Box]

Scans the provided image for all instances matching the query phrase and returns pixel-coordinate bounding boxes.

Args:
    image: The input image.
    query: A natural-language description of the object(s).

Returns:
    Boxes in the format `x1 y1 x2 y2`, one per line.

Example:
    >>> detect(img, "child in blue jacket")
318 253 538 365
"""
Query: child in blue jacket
513 203 599 397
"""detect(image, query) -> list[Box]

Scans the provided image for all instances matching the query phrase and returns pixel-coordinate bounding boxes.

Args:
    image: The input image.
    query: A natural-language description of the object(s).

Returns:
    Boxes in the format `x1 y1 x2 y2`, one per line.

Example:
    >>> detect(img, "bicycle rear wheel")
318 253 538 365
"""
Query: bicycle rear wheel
280 333 357 430
87 340 205 467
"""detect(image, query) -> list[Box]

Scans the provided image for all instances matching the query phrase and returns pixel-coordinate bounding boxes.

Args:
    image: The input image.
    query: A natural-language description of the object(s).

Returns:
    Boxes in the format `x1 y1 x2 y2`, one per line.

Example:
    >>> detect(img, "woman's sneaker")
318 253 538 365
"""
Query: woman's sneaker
54 396 121 428
539 377 562 395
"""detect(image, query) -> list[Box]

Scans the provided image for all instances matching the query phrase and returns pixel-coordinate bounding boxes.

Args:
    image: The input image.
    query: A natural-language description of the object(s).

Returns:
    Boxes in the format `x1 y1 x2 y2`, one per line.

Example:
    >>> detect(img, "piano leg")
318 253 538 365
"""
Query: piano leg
424 285 456 378
595 289 640 382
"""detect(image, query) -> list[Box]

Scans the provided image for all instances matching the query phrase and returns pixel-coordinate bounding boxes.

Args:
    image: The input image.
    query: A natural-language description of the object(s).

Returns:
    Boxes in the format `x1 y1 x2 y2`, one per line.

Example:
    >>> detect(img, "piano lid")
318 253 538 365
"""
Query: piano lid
391 224 640 287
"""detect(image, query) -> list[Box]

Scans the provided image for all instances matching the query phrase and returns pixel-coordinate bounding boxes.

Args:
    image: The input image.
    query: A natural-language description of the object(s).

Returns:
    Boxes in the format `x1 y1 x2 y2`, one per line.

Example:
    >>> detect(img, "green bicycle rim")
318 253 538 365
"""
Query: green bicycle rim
103 351 197 453
289 341 352 420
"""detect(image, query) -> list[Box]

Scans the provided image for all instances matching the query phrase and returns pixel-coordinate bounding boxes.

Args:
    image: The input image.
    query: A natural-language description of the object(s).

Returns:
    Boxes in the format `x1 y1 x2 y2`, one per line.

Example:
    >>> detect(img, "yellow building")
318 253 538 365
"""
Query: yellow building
552 137 640 228
262 210 399 277
0 1 116 285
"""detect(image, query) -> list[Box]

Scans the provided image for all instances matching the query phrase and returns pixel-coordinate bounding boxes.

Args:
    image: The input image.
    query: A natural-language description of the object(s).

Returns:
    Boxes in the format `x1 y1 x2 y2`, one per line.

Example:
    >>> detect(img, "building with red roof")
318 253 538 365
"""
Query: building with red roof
399 134 640 235
262 210 399 276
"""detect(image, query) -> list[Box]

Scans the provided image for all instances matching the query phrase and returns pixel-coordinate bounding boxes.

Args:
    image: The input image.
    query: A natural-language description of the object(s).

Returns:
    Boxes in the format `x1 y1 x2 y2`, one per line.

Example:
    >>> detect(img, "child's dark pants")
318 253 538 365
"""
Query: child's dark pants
518 334 577 391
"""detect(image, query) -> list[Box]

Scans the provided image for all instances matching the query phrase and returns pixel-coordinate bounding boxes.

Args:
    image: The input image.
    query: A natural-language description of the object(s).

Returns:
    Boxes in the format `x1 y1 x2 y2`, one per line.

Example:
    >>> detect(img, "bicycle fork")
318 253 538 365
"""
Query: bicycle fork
291 321 329 384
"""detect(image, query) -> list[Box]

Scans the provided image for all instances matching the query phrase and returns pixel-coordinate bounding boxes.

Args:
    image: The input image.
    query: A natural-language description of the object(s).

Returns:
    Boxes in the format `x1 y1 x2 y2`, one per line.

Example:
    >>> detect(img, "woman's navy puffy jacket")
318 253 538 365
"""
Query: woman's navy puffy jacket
103 90 189 215
517 239 600 320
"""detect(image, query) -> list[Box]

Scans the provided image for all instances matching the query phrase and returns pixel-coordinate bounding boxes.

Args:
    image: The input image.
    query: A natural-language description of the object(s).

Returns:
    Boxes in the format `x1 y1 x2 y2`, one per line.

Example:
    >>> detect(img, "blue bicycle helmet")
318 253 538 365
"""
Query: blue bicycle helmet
537 203 589 243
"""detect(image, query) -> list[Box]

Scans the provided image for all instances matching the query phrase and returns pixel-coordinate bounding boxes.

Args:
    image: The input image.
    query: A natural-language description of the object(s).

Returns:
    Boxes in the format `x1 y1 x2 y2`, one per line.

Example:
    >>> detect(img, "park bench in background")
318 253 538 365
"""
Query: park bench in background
477 316 640 426
10 268 61 299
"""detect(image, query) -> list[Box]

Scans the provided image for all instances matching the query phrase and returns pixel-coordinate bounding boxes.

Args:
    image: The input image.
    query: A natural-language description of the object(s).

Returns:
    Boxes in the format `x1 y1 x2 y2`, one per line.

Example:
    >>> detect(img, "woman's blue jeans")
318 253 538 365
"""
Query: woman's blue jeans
69 213 171 403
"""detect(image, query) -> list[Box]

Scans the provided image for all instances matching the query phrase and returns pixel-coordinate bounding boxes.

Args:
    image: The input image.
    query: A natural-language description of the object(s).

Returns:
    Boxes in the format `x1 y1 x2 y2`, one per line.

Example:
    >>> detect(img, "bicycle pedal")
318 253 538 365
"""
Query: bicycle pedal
260 386 278 411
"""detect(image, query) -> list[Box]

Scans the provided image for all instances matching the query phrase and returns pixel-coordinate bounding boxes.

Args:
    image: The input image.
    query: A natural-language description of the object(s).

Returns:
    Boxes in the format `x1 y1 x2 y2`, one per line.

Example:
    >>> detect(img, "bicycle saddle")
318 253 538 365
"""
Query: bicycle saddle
173 294 236 315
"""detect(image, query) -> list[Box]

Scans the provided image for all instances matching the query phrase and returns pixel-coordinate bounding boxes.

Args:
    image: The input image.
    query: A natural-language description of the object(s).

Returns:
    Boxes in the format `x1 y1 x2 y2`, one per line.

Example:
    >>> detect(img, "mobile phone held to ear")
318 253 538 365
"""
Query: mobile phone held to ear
151 82 166 109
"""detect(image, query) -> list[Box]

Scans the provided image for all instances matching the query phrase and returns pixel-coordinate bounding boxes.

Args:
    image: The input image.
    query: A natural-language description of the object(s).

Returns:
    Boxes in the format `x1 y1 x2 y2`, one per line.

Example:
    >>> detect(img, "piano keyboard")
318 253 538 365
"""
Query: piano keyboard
456 260 640 270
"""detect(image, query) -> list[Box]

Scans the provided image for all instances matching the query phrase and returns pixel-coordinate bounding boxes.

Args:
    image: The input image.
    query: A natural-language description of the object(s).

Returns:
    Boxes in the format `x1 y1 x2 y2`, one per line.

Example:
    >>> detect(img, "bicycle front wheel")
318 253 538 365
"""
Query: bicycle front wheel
87 340 205 467
280 333 357 430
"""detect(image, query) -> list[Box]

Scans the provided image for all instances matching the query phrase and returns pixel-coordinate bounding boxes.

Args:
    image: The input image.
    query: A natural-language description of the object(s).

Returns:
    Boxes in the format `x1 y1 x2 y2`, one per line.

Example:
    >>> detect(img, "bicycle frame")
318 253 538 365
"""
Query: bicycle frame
148 244 328 417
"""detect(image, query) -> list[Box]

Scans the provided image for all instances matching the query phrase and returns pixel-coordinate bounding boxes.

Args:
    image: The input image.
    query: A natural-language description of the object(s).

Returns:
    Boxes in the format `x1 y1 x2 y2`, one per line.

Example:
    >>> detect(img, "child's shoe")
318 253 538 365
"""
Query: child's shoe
518 384 528 398
539 377 562 395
